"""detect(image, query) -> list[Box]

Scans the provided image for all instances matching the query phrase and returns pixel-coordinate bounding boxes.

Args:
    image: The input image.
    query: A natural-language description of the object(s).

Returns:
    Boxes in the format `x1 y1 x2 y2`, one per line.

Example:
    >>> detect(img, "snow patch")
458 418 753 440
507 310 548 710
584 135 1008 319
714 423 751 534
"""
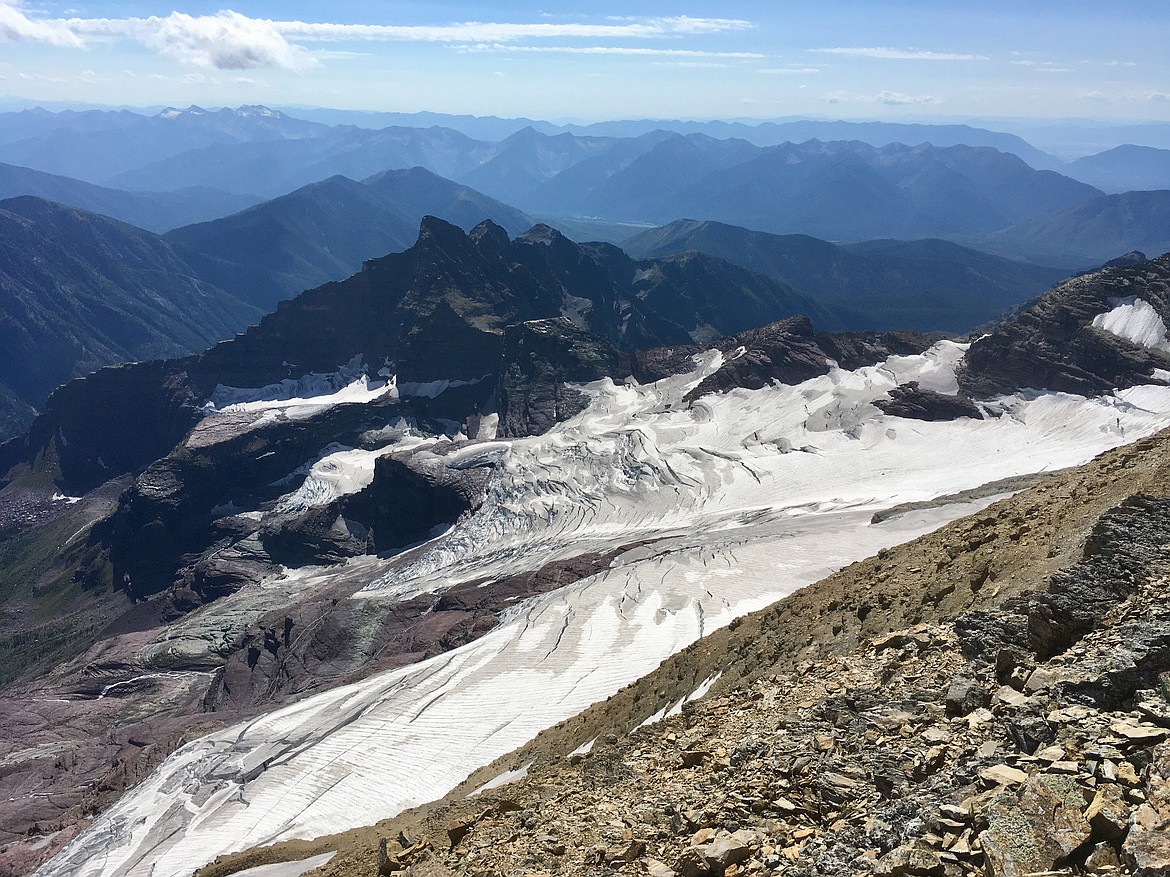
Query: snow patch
203 357 394 416
470 763 531 796
1091 297 1170 353
397 376 485 399
641 672 723 727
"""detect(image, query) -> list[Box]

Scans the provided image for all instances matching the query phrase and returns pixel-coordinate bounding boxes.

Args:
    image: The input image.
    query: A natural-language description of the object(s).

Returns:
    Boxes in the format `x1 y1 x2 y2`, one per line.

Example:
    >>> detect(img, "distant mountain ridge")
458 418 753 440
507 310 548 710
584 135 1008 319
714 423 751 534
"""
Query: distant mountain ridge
7 105 1160 270
625 219 1071 332
0 160 258 232
164 166 535 310
1064 144 1170 193
0 196 261 439
969 189 1170 267
0 104 326 183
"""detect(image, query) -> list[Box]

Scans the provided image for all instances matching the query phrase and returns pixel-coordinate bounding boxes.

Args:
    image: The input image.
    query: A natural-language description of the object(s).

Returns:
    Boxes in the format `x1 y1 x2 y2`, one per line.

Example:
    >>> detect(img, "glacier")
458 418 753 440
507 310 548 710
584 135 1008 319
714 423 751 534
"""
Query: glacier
35 339 1170 877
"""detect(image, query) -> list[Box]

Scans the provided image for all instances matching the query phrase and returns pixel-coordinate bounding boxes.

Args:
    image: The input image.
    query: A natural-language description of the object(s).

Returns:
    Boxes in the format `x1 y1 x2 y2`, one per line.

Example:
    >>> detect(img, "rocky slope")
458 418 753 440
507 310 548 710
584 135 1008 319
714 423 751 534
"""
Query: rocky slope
196 426 1170 877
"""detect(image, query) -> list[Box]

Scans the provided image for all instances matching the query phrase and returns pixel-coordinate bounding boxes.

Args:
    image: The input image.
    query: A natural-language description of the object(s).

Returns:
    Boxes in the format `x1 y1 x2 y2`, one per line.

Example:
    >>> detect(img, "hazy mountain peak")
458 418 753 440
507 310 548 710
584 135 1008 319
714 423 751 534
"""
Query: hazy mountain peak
235 104 283 119
156 104 209 119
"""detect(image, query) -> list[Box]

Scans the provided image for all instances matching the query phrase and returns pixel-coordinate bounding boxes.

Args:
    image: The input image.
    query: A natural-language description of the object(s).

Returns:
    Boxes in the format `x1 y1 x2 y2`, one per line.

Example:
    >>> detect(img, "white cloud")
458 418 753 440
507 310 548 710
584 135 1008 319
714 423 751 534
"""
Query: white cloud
464 43 764 59
760 67 820 75
0 7 754 71
1011 60 1074 72
78 10 319 70
241 15 753 44
814 46 987 61
822 89 939 105
653 60 734 68
0 2 82 47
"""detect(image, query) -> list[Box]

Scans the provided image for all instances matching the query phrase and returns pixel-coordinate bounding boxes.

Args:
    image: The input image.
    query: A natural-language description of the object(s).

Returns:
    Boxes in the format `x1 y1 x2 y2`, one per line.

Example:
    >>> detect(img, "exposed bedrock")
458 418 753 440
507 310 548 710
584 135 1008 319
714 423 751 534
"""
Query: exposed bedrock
956 493 1170 704
876 380 983 421
359 449 493 554
98 399 406 598
959 254 1170 397
497 318 626 438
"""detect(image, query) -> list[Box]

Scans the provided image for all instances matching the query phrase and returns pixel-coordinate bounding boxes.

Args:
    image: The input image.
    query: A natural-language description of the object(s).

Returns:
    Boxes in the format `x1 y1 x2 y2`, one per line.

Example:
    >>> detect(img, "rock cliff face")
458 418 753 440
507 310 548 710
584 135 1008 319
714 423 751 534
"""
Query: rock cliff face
959 254 1170 397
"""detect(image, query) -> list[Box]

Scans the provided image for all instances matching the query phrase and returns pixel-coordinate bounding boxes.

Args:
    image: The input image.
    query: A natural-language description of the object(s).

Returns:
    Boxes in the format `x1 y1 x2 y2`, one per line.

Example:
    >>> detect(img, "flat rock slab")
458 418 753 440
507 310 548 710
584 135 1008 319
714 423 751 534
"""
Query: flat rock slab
232 851 336 877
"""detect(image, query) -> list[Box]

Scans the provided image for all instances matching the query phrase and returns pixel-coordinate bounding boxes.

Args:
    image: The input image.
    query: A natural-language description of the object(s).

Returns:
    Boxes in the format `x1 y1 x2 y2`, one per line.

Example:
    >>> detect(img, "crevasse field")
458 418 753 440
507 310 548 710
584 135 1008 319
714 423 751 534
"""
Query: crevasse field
37 312 1170 877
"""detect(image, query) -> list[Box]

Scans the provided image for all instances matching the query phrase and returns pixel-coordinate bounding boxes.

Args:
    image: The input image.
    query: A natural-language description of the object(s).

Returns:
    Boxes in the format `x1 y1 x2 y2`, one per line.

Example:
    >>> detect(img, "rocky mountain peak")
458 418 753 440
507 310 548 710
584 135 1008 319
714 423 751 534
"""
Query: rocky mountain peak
515 222 569 248
468 218 511 253
1104 250 1149 268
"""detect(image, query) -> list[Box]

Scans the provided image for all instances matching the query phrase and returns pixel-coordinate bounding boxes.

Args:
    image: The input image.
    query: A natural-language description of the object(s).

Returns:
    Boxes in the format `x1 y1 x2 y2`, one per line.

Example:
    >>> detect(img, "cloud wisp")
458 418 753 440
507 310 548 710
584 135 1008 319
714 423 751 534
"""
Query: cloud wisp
464 43 764 59
822 89 939 105
814 46 987 61
0 4 755 70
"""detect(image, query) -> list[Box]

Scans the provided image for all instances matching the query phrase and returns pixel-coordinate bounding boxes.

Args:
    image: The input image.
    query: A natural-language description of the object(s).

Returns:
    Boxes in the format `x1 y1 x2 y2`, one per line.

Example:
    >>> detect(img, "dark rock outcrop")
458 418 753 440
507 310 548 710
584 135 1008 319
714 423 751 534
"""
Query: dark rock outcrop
876 381 982 421
959 255 1170 397
361 448 494 554
498 318 625 437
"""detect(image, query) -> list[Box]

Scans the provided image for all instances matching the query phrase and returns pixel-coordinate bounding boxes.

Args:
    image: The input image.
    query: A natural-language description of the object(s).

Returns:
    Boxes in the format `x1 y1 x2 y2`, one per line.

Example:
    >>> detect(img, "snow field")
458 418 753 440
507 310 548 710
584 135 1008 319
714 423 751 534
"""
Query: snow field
37 339 1170 877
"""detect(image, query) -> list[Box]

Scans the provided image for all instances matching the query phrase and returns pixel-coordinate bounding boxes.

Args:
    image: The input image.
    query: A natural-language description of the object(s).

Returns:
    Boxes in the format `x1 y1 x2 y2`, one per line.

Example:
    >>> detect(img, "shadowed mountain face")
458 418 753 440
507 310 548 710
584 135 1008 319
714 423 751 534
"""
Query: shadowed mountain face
0 196 261 441
1065 144 1170 193
163 167 535 310
969 189 1170 268
625 219 1072 333
0 161 258 233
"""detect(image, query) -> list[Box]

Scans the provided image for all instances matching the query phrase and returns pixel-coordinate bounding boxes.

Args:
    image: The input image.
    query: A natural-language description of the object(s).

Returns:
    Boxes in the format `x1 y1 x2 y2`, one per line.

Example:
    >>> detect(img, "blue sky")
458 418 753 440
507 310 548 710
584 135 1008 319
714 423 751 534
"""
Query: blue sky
1 1 1168 121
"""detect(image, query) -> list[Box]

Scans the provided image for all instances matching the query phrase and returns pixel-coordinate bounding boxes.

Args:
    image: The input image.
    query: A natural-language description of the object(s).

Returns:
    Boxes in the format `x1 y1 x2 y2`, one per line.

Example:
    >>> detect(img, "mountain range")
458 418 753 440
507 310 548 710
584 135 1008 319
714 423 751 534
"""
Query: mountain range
2 106 1169 272
3 153 1108 445
625 219 1070 332
3 233 1169 877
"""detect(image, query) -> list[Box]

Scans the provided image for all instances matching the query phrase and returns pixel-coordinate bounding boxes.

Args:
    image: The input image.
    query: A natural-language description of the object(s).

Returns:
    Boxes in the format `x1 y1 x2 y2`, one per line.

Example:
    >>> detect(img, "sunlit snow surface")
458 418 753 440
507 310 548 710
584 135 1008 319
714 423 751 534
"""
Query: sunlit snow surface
1092 296 1170 353
38 341 1170 877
